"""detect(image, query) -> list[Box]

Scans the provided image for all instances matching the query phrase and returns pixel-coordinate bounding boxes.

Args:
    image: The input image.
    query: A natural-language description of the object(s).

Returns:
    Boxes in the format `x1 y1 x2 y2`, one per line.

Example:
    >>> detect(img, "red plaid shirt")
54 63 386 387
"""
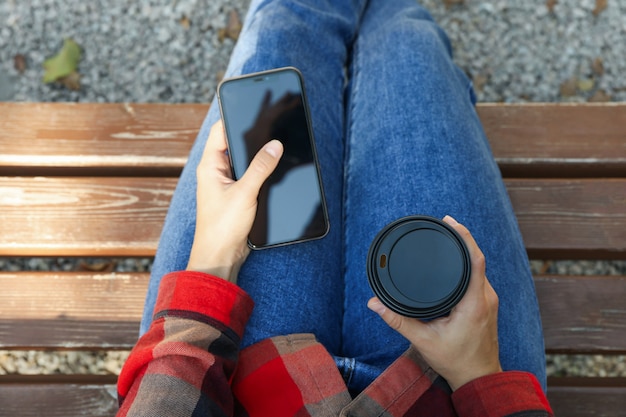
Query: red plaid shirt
117 271 553 417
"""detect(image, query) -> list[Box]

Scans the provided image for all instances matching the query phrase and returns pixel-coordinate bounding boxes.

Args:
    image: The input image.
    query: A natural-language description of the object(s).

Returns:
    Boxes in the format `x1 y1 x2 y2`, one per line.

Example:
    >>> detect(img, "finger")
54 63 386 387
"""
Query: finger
206 120 227 152
199 121 226 166
442 216 494 321
238 140 283 193
197 121 231 184
443 216 486 291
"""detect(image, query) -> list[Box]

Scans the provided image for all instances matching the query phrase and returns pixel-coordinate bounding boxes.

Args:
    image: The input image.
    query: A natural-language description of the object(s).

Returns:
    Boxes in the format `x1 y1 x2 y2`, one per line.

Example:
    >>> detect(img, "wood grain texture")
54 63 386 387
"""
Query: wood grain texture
2 103 625 177
0 378 624 417
0 382 118 417
506 178 626 259
0 272 146 349
478 103 626 177
547 378 626 417
0 177 176 257
1 272 625 352
1 177 624 258
0 102 206 176
537 275 626 353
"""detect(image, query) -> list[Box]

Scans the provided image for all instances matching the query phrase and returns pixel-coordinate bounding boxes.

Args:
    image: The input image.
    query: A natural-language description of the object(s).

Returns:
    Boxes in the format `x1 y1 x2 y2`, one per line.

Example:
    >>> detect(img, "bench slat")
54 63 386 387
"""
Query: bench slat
1 378 624 417
547 378 626 417
1 272 625 353
0 177 176 257
537 275 626 353
508 178 626 259
0 103 204 176
0 272 145 349
1 103 625 178
478 103 626 178
2 177 624 258
0 382 118 417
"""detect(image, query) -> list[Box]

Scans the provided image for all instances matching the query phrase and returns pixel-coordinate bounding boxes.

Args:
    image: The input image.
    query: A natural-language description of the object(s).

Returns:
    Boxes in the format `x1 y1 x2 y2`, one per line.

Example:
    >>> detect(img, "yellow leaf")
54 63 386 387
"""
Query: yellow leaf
42 39 81 83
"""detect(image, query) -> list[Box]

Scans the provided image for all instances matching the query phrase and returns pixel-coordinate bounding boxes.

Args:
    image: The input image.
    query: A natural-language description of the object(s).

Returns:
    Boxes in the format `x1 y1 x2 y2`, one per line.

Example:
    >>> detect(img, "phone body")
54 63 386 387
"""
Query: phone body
217 67 329 249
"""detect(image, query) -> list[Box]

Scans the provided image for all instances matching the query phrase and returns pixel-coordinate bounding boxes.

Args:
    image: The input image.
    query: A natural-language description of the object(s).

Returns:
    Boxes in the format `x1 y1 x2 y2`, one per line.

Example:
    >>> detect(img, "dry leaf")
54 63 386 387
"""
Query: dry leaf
539 261 553 274
59 71 81 91
14 54 27 73
472 74 488 92
559 77 578 96
592 57 604 76
442 0 464 9
589 89 612 102
546 0 558 13
593 0 607 16
218 10 242 42
179 16 191 30
77 260 116 272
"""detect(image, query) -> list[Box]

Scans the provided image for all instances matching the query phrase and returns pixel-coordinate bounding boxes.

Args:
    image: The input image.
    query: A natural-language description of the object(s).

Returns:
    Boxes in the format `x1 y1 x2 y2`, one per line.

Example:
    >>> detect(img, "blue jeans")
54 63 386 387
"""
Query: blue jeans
141 0 547 394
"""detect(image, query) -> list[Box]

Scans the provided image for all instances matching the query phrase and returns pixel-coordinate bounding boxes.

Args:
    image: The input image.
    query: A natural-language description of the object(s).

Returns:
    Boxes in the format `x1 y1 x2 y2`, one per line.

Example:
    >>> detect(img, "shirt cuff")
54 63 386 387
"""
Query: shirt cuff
153 270 254 339
452 371 553 416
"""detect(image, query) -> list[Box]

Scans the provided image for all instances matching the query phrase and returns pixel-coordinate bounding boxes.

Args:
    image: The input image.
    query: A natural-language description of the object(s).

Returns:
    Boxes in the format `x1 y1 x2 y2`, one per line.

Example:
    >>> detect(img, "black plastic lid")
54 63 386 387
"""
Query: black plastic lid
367 215 471 319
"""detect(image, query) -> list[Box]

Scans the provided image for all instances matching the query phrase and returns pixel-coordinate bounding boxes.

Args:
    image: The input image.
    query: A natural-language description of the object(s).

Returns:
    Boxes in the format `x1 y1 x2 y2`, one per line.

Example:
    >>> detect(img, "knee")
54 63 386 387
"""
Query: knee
386 17 453 59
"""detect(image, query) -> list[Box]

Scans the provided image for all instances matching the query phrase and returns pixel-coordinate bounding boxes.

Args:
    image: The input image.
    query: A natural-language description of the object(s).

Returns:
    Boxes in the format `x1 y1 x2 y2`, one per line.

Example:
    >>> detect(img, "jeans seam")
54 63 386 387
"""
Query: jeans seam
341 15 363 358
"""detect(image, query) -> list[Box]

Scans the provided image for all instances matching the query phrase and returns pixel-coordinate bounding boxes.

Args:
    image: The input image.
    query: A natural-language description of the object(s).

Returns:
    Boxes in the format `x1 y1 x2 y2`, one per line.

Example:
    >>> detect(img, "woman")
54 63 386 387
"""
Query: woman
117 1 552 415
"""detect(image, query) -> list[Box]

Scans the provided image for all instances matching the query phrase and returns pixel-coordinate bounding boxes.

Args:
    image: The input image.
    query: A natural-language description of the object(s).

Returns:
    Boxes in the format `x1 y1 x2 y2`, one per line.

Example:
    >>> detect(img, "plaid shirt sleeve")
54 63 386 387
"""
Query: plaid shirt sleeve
116 271 254 417
452 371 553 417
116 270 553 417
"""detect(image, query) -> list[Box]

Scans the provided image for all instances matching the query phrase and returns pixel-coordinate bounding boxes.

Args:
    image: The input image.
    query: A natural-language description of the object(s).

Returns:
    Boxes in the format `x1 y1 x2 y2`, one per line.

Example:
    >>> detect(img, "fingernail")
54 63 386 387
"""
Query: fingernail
368 299 386 315
444 215 459 226
264 140 280 158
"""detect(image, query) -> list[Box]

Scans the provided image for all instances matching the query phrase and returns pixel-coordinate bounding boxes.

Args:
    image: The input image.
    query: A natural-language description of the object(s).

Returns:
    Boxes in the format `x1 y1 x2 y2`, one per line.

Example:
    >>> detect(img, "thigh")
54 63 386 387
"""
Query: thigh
142 0 367 354
341 0 546 390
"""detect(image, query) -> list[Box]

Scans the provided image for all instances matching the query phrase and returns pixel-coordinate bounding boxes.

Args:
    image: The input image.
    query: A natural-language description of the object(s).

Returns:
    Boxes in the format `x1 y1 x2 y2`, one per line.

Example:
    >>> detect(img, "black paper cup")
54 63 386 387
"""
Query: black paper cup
367 215 471 319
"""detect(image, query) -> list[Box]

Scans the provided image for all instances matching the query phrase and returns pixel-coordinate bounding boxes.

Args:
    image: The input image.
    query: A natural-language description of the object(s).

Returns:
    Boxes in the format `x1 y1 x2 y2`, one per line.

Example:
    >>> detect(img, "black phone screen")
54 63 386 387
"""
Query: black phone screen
217 67 329 249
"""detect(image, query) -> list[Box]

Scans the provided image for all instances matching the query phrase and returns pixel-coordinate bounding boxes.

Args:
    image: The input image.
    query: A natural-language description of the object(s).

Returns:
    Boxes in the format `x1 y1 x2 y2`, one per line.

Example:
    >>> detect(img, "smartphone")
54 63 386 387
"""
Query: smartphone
217 67 329 249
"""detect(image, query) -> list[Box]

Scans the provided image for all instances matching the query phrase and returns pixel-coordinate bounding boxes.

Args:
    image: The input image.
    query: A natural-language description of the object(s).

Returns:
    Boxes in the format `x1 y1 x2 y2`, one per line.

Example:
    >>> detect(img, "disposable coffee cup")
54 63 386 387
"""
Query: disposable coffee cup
367 215 471 319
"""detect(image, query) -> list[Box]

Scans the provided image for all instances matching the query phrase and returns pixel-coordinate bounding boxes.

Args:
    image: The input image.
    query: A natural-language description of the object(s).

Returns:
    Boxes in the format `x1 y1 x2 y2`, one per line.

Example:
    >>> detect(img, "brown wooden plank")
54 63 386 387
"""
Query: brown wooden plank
478 103 626 177
1 102 625 177
0 382 118 417
0 272 146 349
2 177 624 258
0 102 206 176
506 178 626 259
0 378 624 417
0 177 175 257
536 275 626 354
547 377 626 417
1 272 625 353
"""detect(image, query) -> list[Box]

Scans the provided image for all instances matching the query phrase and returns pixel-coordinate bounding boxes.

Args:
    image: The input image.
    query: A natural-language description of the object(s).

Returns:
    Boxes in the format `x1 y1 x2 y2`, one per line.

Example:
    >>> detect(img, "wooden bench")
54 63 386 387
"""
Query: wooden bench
0 102 625 416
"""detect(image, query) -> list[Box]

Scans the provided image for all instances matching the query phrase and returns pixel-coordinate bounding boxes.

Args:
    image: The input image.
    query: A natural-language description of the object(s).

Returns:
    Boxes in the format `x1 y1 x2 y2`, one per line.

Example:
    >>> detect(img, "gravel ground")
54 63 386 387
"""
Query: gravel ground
1 0 625 377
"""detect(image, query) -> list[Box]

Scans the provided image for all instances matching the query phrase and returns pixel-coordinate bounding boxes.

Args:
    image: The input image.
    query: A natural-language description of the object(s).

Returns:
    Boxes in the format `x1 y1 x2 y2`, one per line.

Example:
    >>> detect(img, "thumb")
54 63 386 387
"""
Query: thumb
367 297 430 344
239 140 283 192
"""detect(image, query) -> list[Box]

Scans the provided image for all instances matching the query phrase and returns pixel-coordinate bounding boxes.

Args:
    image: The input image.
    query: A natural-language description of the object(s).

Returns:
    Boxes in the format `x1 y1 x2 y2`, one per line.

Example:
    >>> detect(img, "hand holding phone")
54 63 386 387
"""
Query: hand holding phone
218 67 329 249
186 121 284 282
